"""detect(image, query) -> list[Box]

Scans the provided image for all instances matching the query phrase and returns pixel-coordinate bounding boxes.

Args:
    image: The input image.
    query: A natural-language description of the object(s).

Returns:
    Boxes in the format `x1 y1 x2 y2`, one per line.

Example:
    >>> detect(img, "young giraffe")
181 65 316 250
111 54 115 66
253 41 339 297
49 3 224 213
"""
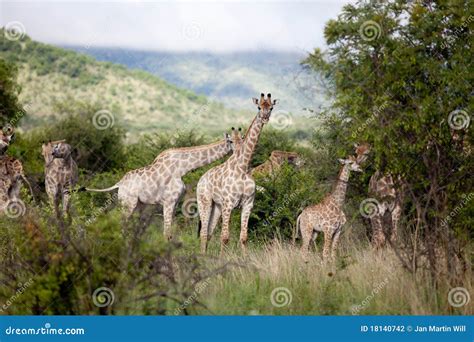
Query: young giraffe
251 150 301 177
296 155 363 262
197 93 278 254
368 171 403 249
86 132 236 239
0 125 34 213
42 140 79 219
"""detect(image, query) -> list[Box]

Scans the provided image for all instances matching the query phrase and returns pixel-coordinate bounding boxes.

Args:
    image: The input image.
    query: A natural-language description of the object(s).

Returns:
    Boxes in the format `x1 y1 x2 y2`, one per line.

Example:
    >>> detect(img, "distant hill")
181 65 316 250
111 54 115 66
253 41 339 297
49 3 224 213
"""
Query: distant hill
64 47 327 116
0 32 255 136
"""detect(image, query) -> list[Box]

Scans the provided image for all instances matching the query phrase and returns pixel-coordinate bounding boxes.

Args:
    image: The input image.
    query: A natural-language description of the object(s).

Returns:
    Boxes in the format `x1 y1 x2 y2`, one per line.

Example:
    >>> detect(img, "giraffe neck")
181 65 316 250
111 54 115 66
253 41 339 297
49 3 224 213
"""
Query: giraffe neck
233 115 264 172
330 164 351 208
163 140 231 176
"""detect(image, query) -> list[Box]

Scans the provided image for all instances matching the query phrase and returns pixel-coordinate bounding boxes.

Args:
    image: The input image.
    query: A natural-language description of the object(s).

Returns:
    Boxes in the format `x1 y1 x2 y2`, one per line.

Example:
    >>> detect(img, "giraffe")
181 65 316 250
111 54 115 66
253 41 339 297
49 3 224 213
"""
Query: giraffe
0 125 34 214
368 171 403 249
197 93 278 254
42 140 79 219
296 155 363 262
85 131 236 239
251 150 301 177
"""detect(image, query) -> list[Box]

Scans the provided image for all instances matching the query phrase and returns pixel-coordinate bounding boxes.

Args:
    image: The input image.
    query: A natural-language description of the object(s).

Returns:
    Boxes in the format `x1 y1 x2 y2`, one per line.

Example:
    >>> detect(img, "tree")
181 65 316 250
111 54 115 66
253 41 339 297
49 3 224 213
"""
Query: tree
305 0 473 280
0 58 24 124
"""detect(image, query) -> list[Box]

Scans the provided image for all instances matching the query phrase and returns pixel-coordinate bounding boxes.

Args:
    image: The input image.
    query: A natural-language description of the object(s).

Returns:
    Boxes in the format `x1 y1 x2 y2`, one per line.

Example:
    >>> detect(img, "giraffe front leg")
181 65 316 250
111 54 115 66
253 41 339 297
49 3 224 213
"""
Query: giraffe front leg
163 201 177 241
331 227 342 260
220 204 232 257
370 215 385 249
322 229 333 261
239 197 254 255
198 200 212 254
390 203 402 244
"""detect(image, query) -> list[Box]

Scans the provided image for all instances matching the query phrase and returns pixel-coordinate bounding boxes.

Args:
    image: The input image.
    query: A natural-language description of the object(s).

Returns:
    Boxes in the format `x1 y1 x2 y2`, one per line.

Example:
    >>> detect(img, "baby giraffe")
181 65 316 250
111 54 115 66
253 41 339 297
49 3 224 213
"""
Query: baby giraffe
42 140 78 220
296 155 363 262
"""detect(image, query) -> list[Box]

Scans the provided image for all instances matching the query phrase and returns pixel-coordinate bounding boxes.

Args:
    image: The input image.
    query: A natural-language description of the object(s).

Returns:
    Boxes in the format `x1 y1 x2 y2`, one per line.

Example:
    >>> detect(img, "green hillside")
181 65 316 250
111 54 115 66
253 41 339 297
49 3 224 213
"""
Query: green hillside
0 31 260 136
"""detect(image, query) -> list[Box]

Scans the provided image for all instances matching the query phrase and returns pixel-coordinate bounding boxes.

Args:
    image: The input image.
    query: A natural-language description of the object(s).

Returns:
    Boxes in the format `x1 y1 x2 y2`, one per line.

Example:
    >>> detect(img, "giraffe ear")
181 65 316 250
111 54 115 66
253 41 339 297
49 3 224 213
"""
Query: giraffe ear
338 158 348 164
272 99 279 105
252 98 259 105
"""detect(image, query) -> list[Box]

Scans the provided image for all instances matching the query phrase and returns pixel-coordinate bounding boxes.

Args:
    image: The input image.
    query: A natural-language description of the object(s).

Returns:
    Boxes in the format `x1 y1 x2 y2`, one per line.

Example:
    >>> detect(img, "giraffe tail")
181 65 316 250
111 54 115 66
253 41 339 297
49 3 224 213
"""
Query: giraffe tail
85 184 120 192
197 220 201 238
21 174 36 203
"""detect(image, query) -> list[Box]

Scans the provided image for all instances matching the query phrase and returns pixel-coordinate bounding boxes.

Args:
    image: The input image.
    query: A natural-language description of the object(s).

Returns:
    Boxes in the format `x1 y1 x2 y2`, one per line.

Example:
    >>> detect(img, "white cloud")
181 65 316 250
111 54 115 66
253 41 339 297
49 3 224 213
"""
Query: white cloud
0 0 350 52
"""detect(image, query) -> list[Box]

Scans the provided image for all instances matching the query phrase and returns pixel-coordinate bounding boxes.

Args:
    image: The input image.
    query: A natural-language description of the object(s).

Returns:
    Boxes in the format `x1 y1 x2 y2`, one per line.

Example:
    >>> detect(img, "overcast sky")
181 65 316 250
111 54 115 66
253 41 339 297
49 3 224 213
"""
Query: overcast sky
1 0 351 52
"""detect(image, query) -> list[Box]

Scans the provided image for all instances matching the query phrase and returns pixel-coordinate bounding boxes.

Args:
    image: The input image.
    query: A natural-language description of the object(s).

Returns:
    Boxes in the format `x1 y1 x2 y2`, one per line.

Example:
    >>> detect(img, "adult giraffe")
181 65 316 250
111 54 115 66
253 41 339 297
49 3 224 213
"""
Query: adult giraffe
197 93 278 255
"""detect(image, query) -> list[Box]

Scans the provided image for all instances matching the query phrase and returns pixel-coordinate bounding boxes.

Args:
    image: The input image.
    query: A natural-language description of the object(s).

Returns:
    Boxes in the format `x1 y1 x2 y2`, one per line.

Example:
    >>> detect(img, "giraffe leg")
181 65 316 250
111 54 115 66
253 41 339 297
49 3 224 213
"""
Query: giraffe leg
331 227 342 260
163 201 177 240
390 203 401 244
198 200 212 254
239 196 254 254
220 204 232 257
208 204 221 237
300 218 313 263
322 229 333 261
371 215 385 249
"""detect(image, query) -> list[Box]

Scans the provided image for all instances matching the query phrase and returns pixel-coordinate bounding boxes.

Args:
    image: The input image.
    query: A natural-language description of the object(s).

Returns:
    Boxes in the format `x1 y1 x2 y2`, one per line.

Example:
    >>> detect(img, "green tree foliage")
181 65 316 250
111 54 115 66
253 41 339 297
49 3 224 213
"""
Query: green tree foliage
0 58 23 123
304 0 473 277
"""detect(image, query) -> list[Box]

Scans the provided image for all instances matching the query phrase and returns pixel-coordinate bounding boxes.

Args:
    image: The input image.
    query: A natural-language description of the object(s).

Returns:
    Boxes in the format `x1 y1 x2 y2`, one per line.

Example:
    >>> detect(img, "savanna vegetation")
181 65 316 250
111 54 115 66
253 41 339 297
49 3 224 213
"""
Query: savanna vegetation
0 0 472 315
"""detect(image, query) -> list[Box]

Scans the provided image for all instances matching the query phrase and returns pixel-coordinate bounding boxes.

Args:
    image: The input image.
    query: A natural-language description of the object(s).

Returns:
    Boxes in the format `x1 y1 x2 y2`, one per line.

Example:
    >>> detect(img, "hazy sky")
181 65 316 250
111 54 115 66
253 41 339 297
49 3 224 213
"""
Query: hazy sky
1 0 351 52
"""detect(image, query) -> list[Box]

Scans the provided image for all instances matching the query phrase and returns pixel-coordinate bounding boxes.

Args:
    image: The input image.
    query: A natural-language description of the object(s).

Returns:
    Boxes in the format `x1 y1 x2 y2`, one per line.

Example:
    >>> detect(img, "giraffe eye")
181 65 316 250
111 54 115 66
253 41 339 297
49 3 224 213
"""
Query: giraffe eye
258 107 261 110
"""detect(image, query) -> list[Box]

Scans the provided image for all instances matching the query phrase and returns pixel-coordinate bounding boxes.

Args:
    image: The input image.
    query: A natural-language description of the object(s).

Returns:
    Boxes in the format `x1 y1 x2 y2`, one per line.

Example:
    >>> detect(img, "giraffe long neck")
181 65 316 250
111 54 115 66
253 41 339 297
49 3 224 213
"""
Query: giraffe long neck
166 140 230 176
331 164 351 208
235 115 264 172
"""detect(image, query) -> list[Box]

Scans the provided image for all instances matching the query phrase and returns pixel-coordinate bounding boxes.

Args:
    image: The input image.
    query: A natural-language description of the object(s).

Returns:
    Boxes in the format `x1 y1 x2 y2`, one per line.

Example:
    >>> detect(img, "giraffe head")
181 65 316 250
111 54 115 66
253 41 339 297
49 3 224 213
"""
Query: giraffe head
231 127 244 151
41 140 67 164
52 141 73 160
252 93 278 124
0 125 15 155
354 142 371 164
338 155 363 172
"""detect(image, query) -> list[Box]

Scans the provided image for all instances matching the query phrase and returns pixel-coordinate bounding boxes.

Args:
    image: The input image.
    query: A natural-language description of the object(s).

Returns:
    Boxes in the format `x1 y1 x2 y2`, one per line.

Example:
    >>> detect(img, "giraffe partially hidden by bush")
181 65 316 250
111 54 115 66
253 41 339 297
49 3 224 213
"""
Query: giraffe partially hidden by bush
0 125 34 215
296 154 364 262
42 140 78 220
251 150 301 177
86 132 236 240
197 93 278 255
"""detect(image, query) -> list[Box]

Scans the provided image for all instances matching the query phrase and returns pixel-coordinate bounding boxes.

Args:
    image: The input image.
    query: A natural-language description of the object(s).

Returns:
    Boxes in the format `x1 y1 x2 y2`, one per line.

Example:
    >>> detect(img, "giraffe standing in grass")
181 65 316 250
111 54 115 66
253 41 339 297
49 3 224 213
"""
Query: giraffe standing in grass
296 154 364 262
197 93 278 254
86 132 236 239
0 125 34 214
42 140 78 219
